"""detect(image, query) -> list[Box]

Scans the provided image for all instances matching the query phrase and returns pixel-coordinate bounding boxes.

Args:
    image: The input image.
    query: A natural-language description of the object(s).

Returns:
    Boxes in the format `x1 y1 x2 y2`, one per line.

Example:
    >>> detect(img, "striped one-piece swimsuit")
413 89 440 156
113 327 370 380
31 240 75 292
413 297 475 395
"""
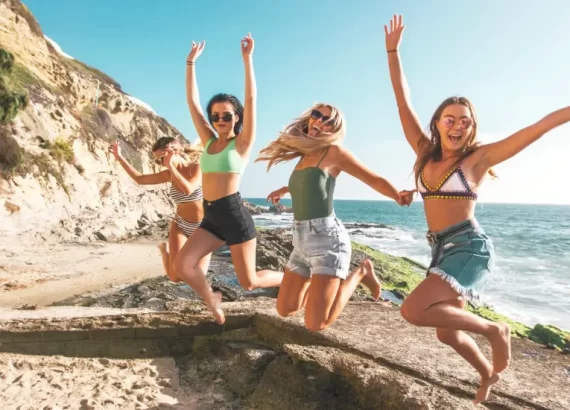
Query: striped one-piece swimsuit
170 184 203 237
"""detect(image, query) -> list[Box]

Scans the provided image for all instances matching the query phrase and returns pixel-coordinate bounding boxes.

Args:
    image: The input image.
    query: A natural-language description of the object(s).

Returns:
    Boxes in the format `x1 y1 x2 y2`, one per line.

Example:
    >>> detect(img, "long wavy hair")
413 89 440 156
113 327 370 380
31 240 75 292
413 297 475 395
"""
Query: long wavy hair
255 103 346 171
152 136 203 166
414 96 496 185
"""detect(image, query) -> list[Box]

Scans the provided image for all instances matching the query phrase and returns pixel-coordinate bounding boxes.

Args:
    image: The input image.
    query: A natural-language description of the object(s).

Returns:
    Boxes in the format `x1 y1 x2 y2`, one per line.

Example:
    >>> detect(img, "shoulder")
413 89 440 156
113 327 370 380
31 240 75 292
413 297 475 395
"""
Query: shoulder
327 144 350 163
180 163 200 177
327 144 344 158
204 136 216 147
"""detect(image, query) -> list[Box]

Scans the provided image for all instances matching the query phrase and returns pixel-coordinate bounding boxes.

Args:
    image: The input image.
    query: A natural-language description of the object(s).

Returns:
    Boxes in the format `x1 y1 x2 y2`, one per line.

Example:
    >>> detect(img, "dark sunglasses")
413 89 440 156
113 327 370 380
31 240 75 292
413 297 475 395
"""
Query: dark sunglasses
311 109 331 124
211 112 234 122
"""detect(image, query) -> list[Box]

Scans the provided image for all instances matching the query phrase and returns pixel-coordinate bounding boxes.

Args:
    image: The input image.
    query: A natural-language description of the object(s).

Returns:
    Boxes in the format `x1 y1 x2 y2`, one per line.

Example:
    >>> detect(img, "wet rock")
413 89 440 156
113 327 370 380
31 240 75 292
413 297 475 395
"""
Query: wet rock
269 204 292 214
255 228 293 271
213 245 230 257
242 200 265 215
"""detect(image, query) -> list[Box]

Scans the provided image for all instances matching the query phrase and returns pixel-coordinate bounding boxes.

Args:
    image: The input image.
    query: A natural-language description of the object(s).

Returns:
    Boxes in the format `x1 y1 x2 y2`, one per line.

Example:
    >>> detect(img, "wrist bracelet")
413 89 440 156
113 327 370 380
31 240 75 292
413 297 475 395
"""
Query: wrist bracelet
186 61 194 65
387 50 398 53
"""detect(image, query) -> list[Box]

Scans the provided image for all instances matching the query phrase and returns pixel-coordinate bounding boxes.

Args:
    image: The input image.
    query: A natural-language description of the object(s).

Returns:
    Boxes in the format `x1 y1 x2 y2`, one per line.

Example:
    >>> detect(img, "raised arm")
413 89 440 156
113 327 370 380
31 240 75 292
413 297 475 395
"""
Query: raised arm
109 142 170 185
384 15 430 156
237 33 257 155
185 41 216 146
334 146 413 205
477 106 570 169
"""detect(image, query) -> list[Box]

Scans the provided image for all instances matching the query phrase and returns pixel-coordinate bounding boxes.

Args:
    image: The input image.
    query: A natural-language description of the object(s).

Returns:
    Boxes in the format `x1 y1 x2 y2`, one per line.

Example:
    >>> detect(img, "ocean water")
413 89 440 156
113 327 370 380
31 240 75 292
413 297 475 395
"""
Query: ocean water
247 198 570 331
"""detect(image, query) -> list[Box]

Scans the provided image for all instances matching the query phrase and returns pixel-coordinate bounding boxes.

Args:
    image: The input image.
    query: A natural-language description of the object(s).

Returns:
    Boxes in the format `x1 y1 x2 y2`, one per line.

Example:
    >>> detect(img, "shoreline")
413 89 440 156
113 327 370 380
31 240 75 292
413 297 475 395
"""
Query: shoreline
247 200 570 335
1 225 569 351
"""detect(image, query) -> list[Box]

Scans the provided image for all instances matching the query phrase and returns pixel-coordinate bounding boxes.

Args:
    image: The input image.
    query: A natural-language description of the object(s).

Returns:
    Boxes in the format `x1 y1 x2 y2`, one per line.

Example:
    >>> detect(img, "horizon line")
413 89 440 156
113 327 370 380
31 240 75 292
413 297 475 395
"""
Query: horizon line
243 197 570 206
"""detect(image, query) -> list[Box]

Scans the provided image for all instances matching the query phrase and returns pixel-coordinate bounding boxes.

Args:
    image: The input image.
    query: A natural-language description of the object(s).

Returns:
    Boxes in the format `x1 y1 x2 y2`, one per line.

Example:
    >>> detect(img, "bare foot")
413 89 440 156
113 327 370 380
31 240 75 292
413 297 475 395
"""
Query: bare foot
158 242 168 255
359 259 382 301
487 323 511 374
473 372 501 405
208 291 225 325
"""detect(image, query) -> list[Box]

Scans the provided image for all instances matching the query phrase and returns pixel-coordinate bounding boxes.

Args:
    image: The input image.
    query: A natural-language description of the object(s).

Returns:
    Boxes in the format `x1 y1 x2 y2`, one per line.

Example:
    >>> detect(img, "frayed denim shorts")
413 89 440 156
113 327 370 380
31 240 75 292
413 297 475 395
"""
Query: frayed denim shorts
426 219 495 305
286 212 352 279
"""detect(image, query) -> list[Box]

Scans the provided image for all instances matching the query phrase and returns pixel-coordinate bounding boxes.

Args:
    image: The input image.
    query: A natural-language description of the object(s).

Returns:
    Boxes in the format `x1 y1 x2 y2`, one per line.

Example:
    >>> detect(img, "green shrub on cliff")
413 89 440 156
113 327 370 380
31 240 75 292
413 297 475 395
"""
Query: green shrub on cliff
40 137 74 163
0 49 15 75
0 49 29 124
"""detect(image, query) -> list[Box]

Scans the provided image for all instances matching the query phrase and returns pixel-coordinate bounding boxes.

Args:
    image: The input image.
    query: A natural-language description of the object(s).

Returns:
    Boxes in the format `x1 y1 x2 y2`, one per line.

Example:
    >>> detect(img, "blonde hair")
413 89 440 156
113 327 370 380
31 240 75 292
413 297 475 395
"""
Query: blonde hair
255 103 346 171
152 136 203 166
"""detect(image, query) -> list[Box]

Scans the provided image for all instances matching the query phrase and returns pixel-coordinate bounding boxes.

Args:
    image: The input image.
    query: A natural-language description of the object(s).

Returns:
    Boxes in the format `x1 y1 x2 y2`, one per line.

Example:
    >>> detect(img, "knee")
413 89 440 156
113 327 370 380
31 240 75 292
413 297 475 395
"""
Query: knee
276 301 299 318
167 262 180 282
238 277 257 291
436 328 459 346
400 303 422 325
174 254 197 279
304 318 329 333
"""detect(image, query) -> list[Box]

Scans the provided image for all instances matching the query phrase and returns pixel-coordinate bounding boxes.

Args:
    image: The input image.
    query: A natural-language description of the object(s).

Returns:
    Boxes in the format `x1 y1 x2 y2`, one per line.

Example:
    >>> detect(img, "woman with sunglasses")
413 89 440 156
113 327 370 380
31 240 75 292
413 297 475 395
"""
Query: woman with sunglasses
109 137 209 282
175 34 283 324
255 103 415 333
384 15 570 404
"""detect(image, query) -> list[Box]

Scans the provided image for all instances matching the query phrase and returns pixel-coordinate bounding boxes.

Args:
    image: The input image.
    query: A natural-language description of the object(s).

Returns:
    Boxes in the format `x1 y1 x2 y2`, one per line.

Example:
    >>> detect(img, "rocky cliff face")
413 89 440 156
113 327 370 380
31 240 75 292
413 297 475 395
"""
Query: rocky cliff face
0 0 186 242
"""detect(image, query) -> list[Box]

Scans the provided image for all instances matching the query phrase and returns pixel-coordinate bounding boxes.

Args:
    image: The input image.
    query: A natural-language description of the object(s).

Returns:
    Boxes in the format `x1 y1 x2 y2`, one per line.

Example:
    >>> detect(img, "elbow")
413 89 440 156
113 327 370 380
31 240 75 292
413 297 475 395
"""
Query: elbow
180 185 196 195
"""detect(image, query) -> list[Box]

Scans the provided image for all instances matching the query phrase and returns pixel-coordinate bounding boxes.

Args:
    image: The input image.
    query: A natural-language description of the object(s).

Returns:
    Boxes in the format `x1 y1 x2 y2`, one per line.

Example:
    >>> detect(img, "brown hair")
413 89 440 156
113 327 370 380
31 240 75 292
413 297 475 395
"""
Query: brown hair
152 136 203 165
414 96 496 185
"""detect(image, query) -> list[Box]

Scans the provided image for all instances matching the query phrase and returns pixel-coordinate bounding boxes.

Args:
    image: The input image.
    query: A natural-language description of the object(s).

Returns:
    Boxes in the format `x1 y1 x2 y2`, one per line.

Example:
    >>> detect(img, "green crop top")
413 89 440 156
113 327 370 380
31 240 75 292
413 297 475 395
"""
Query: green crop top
288 148 336 221
200 137 247 175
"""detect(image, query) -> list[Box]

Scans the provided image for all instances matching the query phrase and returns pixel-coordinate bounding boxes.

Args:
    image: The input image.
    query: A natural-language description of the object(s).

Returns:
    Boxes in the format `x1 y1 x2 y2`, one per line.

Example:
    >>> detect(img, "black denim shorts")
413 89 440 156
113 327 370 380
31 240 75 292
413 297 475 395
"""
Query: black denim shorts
199 192 257 246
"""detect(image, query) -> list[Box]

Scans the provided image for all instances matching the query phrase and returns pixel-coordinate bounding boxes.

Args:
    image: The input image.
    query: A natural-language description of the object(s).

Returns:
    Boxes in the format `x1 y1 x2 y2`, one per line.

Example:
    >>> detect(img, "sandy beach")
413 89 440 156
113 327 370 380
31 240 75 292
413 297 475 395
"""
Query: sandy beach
0 354 196 410
0 238 164 309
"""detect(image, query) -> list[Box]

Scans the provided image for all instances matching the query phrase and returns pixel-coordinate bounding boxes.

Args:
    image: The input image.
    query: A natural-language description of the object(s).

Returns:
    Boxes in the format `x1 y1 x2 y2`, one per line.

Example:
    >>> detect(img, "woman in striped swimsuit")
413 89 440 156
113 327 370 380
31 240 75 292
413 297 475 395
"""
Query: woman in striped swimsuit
109 136 210 282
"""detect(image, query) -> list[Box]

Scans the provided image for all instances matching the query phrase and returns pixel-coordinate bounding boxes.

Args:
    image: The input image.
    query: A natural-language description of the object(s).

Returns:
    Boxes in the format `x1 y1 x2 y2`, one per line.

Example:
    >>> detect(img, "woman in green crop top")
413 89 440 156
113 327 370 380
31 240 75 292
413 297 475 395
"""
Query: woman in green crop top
174 34 283 325
255 103 415 333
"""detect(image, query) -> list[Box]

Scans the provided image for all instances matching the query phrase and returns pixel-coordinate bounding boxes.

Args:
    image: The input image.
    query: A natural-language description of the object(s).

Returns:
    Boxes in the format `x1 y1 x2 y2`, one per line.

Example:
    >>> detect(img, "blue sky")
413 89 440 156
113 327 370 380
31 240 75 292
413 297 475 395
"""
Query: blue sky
24 0 570 204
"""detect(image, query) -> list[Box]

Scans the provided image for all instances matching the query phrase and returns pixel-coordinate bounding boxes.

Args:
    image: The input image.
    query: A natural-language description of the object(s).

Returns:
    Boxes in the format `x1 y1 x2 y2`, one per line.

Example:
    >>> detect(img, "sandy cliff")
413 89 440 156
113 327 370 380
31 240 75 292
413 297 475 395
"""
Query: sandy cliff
0 0 186 243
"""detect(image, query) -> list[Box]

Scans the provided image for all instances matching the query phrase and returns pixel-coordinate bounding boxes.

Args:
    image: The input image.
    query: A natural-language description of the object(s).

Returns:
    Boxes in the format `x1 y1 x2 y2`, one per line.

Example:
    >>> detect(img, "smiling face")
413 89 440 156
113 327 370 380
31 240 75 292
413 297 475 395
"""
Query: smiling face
307 105 334 137
432 101 477 153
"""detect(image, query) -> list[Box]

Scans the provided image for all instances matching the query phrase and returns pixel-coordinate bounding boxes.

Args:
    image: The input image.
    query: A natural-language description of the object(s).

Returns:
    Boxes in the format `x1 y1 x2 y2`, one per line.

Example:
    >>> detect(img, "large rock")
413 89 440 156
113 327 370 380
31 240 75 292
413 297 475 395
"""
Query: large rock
0 300 567 409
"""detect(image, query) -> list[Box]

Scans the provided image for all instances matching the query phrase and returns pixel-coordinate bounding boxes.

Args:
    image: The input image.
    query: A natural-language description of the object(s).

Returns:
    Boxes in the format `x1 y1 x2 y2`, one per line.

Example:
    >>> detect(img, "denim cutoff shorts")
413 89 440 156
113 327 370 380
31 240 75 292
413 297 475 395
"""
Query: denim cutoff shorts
426 218 495 304
286 212 352 279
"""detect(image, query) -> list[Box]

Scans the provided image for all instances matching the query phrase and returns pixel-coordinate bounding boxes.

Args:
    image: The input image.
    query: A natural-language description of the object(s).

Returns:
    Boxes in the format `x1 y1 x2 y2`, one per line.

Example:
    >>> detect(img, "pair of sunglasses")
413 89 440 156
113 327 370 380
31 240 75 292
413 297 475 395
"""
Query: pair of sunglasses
211 113 234 122
311 109 332 124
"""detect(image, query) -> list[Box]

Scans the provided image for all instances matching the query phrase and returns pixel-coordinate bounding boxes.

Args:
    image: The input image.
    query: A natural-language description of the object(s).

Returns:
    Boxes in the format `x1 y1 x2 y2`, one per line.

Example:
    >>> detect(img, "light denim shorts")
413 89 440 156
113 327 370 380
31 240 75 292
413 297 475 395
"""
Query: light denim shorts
286 212 352 279
426 219 495 305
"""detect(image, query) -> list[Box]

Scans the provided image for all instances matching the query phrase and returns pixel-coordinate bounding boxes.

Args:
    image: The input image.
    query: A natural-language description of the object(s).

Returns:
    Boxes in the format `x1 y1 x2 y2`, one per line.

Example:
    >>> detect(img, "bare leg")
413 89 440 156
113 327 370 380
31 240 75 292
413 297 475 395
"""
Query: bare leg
174 228 225 324
359 261 382 301
158 222 187 282
158 242 172 279
401 275 511 388
434 300 500 404
230 238 284 290
304 259 373 332
275 269 311 317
